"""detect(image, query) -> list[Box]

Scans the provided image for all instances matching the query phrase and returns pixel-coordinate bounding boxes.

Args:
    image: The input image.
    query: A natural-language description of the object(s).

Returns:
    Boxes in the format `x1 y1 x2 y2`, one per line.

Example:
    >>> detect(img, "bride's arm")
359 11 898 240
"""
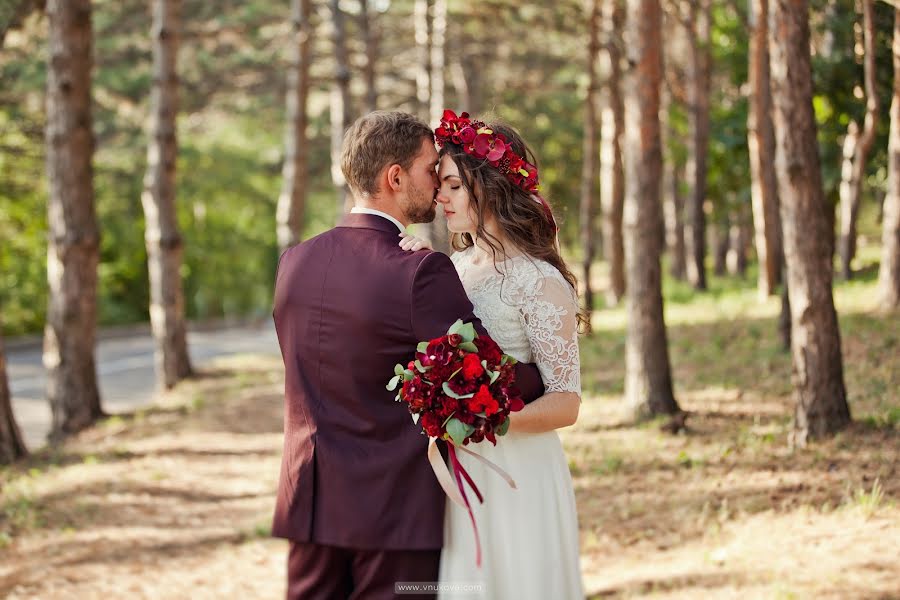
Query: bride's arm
507 273 582 434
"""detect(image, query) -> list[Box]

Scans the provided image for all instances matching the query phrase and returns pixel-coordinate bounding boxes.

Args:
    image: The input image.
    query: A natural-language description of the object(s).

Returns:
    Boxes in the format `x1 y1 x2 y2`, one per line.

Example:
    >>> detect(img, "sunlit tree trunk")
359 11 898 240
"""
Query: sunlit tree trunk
838 0 878 280
879 7 900 311
428 0 450 252
142 0 192 390
0 332 27 464
414 0 431 121
330 0 352 218
684 0 711 290
769 0 850 444
600 0 626 305
359 0 378 113
622 0 680 420
748 0 782 299
44 0 103 439
581 0 601 328
277 0 313 251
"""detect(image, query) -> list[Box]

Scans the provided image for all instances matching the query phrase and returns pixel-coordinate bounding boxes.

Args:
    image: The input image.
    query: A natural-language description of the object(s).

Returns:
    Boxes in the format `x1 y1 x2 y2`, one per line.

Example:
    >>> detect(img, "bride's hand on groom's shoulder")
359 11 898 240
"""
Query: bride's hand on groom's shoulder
398 232 432 252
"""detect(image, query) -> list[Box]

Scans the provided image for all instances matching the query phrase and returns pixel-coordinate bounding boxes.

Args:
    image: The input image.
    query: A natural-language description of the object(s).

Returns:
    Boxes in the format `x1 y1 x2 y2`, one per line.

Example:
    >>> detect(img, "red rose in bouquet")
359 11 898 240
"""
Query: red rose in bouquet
387 319 524 447
387 319 526 568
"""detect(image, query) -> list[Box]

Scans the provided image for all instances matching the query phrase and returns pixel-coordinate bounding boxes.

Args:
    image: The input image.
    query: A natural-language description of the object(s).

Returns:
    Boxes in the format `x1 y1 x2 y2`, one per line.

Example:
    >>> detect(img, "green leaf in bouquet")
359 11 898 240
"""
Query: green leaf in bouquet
458 341 478 353
386 375 401 391
403 369 415 381
449 366 462 379
417 341 430 354
500 356 508 366
446 417 475 446
457 322 477 343
496 417 511 436
448 319 464 335
414 359 429 373
489 370 500 384
442 382 475 399
394 364 405 376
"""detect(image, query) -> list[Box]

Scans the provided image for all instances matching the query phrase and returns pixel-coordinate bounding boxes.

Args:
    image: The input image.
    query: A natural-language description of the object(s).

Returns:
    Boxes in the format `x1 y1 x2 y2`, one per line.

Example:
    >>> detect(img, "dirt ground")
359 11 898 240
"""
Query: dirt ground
1 350 897 599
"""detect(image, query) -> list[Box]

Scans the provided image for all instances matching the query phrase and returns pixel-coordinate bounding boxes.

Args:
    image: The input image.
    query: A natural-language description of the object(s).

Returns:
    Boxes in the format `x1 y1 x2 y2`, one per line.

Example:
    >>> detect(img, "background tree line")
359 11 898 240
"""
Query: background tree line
0 0 897 459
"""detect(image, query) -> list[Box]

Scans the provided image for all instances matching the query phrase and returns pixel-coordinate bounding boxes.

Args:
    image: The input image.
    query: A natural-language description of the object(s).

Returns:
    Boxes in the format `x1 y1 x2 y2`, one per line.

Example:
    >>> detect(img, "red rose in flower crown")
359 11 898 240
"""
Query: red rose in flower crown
387 319 525 567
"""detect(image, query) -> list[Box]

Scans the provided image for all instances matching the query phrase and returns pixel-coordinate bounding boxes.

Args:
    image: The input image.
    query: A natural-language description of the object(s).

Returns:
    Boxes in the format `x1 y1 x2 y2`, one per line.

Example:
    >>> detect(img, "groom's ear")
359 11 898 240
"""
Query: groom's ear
386 164 403 192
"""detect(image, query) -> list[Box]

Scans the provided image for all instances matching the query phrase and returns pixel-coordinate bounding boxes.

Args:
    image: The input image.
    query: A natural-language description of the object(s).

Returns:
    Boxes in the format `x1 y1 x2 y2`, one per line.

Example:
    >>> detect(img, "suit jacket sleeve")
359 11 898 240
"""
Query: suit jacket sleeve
410 251 545 403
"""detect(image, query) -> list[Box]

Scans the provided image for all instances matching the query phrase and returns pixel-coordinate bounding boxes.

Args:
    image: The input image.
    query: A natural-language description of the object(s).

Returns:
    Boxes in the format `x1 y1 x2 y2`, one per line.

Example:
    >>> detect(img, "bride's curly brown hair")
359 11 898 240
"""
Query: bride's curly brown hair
439 121 589 332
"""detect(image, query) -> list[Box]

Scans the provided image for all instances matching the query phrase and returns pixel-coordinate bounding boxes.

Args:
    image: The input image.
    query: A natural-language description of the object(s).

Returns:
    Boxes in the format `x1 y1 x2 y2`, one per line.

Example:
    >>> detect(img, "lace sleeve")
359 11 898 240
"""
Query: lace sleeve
517 268 582 395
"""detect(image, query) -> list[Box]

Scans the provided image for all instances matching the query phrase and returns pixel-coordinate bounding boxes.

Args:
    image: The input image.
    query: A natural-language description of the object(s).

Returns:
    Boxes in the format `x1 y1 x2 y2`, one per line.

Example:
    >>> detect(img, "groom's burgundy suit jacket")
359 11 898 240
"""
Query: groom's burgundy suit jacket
271 213 544 550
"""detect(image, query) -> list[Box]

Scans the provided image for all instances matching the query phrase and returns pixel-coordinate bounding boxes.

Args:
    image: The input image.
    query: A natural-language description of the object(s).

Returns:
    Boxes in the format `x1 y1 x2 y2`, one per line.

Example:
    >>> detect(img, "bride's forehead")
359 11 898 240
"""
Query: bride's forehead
438 155 459 175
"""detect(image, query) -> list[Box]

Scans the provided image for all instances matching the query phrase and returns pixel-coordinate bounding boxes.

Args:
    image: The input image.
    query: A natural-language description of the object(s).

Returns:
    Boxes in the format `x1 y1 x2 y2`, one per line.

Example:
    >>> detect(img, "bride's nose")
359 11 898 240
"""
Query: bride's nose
435 189 449 204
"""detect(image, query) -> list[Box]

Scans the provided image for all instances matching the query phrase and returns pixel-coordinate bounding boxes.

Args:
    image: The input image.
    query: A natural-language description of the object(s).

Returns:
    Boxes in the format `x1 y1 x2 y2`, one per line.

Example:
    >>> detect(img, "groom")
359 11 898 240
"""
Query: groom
271 111 545 599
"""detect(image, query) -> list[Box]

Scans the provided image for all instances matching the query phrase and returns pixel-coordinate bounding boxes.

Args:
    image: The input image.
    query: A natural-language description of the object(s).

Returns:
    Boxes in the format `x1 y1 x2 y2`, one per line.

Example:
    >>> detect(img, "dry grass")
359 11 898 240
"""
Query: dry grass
1 258 898 599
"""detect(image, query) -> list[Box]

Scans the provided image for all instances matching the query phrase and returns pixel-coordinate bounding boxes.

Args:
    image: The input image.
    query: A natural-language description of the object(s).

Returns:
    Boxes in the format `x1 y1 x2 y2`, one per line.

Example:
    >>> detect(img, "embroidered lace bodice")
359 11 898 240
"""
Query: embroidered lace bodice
451 247 581 395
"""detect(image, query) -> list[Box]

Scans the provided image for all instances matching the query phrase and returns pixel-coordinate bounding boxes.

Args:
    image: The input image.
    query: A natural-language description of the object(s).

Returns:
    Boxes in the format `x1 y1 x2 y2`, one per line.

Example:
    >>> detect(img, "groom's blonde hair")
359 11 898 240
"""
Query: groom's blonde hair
341 111 434 198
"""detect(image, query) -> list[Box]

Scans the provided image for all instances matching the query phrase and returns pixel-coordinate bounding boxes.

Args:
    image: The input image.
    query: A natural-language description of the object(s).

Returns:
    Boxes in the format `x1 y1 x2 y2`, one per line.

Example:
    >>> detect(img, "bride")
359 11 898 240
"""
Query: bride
401 110 585 599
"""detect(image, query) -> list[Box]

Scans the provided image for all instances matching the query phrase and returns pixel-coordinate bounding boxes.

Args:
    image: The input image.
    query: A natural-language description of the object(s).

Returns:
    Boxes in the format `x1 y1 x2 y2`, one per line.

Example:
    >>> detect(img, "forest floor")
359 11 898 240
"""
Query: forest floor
1 249 898 599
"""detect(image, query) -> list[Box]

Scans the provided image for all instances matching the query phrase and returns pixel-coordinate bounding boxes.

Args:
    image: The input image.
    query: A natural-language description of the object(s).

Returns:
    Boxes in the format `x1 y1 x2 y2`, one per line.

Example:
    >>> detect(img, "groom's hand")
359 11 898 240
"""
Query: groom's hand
513 362 546 405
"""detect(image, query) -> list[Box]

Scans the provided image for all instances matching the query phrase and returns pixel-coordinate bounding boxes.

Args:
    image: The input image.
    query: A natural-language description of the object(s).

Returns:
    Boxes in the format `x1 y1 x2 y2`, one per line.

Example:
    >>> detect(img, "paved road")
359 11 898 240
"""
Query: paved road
7 322 280 450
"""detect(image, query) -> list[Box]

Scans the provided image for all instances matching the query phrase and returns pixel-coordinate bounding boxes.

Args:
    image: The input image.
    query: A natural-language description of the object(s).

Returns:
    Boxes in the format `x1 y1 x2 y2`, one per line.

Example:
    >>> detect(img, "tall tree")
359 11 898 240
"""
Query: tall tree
44 0 104 438
414 0 432 120
581 0 601 327
747 0 782 299
428 0 450 253
142 0 192 390
838 0 879 280
769 0 850 444
684 0 712 290
0 331 27 464
359 0 378 113
277 0 314 251
879 6 900 311
330 0 352 217
600 0 626 305
622 0 680 419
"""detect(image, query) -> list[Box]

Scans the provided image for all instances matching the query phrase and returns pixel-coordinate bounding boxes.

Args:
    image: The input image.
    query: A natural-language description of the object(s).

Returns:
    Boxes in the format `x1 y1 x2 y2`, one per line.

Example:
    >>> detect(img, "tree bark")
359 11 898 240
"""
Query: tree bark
769 0 850 444
838 0 879 280
664 156 687 279
713 220 729 276
600 0 626 305
414 0 432 121
684 0 711 290
277 0 313 251
727 213 750 277
44 0 103 439
142 0 192 391
748 0 782 299
581 0 601 328
359 0 378 113
879 7 900 311
0 332 27 464
330 0 352 217
622 0 680 420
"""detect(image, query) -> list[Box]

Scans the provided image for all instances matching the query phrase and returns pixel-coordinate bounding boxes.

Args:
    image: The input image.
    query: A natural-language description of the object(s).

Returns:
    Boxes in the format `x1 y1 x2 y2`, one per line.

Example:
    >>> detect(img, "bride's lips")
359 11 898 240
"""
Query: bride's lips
444 210 455 218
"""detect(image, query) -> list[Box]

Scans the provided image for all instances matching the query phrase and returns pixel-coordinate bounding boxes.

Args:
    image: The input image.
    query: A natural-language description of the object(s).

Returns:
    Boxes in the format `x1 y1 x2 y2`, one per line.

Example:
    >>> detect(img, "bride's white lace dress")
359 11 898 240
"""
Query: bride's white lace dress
438 246 584 599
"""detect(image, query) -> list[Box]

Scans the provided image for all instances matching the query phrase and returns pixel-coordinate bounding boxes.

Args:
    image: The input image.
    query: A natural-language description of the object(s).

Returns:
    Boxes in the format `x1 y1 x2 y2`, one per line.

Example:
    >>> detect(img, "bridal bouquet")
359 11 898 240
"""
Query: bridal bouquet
387 319 524 445
387 319 525 567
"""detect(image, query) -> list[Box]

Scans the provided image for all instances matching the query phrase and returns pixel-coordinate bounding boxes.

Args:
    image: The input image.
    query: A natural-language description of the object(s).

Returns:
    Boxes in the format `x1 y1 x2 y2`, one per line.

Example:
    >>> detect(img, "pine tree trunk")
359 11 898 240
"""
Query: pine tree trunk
581 0 601 329
142 0 192 390
769 0 850 444
277 0 313 251
428 0 450 252
44 0 103 439
684 0 711 290
665 158 687 280
0 333 27 464
879 7 900 311
727 215 749 277
600 0 626 305
330 0 352 218
622 0 680 420
748 0 782 299
359 0 378 113
713 220 729 276
414 0 432 120
838 0 878 280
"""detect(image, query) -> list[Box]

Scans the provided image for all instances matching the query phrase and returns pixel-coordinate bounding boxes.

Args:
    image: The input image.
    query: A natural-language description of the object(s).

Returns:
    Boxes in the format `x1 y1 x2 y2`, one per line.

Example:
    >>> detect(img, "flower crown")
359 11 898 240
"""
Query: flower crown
434 110 540 193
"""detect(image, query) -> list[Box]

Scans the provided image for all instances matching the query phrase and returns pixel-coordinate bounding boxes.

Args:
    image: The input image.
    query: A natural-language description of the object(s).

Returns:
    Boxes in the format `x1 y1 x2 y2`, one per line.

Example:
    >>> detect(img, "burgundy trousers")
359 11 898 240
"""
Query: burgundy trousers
287 541 440 600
